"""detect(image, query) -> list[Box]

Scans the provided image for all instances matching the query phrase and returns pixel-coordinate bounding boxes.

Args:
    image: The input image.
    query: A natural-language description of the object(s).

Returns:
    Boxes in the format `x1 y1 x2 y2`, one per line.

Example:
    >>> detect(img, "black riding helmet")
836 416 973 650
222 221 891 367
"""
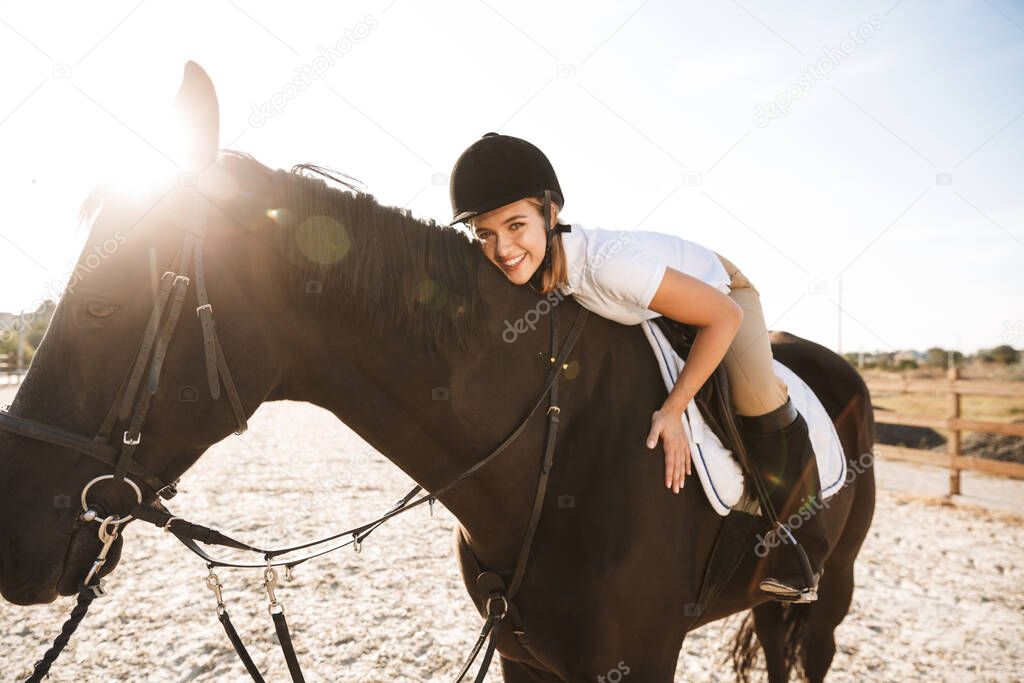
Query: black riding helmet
449 132 571 288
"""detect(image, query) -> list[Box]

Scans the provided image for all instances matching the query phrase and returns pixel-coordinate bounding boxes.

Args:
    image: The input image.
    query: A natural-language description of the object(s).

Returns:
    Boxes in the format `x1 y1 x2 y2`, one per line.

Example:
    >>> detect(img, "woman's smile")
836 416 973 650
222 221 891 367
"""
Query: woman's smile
500 253 527 272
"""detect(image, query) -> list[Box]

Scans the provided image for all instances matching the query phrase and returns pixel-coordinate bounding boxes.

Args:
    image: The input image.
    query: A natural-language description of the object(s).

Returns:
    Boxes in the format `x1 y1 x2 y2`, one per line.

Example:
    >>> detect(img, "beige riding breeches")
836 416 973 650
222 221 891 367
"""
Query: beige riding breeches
712 251 790 417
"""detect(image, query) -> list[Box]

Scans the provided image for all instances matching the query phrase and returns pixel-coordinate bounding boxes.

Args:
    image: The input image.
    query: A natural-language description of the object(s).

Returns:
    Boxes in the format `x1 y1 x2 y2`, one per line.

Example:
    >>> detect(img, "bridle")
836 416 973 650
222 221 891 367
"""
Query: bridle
0 188 249 502
1 185 589 682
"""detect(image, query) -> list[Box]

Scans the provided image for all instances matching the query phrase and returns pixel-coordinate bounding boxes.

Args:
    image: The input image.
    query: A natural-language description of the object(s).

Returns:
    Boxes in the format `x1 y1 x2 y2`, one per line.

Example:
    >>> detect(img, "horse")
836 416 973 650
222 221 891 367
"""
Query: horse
0 62 876 682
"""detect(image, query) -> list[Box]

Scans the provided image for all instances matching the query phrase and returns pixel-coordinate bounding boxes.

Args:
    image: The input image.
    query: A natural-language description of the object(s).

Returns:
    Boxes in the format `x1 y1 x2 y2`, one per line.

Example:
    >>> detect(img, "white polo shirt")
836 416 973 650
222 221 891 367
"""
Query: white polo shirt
556 223 731 325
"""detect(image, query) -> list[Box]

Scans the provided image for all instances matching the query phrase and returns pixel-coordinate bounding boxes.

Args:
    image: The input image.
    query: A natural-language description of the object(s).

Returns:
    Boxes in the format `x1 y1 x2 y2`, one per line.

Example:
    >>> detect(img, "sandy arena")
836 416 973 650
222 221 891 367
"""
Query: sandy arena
1 387 1021 682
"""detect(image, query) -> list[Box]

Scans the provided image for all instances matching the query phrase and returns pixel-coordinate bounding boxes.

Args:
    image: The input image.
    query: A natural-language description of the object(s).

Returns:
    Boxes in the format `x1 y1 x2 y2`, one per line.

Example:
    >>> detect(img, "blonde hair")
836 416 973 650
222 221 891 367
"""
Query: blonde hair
471 194 568 296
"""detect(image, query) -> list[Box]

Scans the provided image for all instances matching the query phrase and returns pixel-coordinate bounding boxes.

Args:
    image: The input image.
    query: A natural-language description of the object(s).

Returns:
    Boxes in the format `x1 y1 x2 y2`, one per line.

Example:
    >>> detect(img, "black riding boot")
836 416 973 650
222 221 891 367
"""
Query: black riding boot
738 396 829 602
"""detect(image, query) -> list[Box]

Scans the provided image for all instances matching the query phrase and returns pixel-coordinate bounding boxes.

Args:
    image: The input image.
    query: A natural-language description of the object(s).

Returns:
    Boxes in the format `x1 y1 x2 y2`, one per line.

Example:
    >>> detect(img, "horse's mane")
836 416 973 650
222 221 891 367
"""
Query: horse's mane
82 150 491 355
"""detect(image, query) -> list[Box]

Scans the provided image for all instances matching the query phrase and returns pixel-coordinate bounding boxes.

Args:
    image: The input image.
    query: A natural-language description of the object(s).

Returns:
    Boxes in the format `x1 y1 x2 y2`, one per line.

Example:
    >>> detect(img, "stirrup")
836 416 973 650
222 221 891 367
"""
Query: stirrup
759 571 821 603
762 585 818 604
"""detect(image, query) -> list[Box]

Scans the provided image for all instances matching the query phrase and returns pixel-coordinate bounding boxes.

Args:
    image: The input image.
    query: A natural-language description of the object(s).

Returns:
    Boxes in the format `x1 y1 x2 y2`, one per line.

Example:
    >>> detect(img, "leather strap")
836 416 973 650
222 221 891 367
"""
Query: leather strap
218 609 267 682
687 507 761 628
454 262 578 679
116 272 178 421
191 192 248 435
271 611 306 683
0 411 168 495
115 276 190 482
131 504 257 552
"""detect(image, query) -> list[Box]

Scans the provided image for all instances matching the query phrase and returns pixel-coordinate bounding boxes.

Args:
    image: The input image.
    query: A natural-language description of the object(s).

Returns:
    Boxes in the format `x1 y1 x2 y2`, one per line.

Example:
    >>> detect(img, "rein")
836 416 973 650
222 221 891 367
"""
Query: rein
1 186 589 682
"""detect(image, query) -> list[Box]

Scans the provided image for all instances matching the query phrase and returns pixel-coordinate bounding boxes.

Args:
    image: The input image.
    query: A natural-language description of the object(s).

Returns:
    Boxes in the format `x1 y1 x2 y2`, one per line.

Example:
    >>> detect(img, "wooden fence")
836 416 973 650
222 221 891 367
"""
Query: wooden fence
867 366 1024 495
0 353 25 384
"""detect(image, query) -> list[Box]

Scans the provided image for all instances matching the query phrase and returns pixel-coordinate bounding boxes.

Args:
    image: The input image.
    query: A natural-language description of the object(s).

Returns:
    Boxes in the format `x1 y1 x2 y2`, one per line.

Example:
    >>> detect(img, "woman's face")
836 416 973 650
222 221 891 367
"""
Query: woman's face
471 198 552 286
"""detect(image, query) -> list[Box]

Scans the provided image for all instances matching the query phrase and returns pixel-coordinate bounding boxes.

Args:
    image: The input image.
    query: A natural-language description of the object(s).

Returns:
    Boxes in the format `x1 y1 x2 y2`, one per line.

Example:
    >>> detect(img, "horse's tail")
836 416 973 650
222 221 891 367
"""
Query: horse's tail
728 603 811 682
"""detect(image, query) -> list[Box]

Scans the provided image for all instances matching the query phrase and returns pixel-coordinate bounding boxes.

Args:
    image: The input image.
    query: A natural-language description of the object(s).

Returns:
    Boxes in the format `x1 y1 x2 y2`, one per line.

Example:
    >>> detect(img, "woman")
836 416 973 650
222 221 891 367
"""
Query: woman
448 132 827 602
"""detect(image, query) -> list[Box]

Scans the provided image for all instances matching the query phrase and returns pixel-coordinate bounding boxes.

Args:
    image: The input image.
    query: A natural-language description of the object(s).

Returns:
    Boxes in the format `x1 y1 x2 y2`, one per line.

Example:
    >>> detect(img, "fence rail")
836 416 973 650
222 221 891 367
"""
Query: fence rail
867 366 1024 495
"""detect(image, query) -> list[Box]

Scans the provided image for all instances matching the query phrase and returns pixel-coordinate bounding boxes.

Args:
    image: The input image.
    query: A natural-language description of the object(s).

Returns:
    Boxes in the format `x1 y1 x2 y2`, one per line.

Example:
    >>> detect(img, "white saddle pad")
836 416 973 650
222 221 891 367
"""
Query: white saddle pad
640 320 847 516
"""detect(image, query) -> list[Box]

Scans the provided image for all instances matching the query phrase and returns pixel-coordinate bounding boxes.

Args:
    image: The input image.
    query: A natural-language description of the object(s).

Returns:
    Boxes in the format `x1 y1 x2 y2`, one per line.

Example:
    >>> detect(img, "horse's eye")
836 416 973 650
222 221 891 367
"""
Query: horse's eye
86 302 117 319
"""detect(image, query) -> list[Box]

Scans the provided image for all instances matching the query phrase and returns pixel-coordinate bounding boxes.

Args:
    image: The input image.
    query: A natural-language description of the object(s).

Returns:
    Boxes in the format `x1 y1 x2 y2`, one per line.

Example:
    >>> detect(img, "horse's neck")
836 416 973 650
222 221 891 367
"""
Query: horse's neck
279 287 548 572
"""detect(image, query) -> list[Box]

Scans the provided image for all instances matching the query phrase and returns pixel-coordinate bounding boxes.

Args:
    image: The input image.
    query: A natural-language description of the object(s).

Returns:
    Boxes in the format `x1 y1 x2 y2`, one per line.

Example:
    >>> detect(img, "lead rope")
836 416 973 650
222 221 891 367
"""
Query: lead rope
24 516 123 682
23 583 98 683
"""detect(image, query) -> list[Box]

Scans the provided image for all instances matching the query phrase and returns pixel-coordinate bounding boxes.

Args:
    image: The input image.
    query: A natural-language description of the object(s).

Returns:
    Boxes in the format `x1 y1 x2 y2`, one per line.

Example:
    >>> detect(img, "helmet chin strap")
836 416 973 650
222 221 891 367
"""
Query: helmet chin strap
529 190 559 291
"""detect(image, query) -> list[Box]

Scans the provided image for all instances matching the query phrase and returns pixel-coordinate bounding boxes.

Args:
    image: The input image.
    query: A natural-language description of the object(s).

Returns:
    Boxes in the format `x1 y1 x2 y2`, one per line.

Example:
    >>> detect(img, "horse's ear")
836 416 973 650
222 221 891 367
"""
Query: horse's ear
171 60 219 172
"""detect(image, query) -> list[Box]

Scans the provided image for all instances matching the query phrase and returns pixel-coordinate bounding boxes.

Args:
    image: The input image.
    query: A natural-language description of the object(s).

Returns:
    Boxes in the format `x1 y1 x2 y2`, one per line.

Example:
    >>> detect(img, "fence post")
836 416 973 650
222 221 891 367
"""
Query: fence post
16 316 25 380
947 365 961 496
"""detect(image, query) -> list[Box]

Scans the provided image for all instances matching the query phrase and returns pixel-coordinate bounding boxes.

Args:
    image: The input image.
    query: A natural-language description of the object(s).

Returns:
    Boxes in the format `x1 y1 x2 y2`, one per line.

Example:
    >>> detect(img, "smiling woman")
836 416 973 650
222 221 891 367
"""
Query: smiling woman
448 130 831 602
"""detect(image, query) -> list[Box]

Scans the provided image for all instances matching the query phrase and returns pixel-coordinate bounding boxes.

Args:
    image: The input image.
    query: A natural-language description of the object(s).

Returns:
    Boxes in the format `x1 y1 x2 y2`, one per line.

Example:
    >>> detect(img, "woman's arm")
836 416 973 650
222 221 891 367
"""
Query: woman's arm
649 266 744 413
645 266 743 492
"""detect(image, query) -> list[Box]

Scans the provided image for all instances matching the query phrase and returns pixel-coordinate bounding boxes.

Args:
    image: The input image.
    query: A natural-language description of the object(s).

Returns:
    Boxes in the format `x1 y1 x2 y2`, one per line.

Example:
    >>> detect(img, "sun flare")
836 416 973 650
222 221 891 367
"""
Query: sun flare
96 108 197 199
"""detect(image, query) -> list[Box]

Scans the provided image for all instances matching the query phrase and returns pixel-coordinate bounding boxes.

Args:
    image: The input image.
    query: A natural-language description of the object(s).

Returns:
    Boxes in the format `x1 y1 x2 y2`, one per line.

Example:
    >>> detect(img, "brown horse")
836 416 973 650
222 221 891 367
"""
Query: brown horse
0 63 875 681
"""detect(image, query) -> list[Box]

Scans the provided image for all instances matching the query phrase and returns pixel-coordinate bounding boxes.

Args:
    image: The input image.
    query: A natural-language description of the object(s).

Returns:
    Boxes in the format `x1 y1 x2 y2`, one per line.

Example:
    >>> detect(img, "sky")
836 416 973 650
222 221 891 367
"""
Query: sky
0 0 1021 355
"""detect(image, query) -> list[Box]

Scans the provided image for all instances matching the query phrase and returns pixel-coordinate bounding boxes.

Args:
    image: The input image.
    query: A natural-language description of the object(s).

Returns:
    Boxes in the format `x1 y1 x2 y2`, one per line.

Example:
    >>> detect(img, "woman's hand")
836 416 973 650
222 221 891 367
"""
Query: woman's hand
646 406 691 494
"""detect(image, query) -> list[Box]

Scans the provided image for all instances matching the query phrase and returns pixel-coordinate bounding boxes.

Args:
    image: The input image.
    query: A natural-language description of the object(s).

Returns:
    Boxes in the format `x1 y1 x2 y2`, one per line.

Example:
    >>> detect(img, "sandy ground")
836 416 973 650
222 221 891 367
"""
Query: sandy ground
1 387 1022 682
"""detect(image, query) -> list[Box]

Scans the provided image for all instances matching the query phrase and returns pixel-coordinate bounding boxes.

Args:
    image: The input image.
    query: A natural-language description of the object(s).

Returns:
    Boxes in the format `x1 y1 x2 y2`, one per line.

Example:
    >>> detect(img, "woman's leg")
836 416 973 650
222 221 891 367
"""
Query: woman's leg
713 252 788 417
714 252 827 601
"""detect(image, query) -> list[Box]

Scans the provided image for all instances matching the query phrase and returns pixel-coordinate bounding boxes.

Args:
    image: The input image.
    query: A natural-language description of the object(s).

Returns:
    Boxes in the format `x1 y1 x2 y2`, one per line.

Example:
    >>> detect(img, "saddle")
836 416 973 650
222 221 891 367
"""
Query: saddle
650 316 848 510
651 317 748 473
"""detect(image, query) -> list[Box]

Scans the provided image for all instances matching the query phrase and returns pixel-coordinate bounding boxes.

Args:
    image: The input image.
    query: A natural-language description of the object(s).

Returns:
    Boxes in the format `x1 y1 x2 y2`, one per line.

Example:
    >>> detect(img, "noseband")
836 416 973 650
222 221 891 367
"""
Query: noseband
3 185 589 683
